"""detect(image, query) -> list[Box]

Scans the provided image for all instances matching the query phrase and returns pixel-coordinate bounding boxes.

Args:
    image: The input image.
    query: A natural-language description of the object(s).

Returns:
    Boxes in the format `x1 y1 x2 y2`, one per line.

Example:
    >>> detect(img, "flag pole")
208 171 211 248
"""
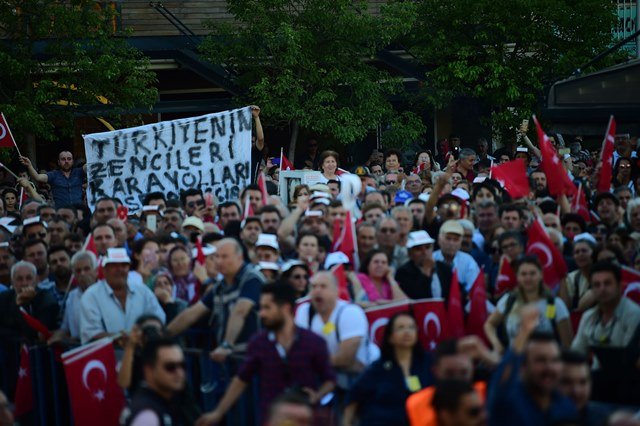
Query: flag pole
489 159 494 179
0 162 19 180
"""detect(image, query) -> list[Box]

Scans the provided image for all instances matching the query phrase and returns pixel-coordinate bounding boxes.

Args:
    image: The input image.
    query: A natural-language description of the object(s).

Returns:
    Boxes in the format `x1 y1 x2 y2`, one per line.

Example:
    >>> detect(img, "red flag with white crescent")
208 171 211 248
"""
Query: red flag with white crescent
490 159 531 199
597 116 616 193
411 299 447 351
62 339 125 426
13 345 33 417
495 255 517 297
533 116 577 196
526 219 567 290
364 300 411 347
466 270 489 343
0 113 16 148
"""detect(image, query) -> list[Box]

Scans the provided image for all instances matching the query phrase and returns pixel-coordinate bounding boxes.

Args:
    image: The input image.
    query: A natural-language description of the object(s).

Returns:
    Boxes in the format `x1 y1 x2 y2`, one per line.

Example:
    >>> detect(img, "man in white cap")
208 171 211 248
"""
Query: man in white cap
255 233 280 263
79 247 165 343
395 230 448 299
433 220 480 292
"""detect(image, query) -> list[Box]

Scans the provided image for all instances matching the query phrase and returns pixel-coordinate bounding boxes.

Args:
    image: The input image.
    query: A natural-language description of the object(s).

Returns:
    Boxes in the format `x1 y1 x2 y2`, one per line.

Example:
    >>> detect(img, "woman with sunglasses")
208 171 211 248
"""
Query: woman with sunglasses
484 256 572 353
281 260 310 299
343 312 431 426
612 157 636 196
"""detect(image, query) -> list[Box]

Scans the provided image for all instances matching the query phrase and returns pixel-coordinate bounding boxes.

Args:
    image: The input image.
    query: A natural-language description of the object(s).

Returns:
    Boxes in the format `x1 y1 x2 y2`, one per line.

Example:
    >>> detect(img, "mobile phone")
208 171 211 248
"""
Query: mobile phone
147 215 157 232
521 119 529 133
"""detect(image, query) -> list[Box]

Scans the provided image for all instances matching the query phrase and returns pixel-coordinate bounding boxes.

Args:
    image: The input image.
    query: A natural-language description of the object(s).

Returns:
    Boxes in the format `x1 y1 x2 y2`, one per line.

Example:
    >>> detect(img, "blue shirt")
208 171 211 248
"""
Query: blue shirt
433 250 480 291
61 287 84 339
488 350 578 426
79 279 166 344
346 354 433 426
46 167 84 208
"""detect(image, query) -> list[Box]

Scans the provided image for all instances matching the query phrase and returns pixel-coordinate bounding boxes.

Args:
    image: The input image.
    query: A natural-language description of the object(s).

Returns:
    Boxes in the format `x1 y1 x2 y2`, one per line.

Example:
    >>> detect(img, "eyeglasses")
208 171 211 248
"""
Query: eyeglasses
385 180 397 185
380 228 397 233
162 361 186 373
187 200 205 209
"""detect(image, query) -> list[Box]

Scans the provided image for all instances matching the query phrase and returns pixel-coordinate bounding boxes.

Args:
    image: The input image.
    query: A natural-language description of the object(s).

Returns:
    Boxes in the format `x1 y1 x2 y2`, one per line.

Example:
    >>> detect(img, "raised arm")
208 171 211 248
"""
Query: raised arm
19 156 48 183
251 105 264 151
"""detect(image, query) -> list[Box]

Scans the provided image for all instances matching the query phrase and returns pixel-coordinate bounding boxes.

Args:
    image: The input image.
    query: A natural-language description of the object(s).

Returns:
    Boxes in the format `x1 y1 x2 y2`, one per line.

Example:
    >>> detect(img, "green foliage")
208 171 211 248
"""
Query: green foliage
405 0 617 141
201 0 426 149
0 0 157 141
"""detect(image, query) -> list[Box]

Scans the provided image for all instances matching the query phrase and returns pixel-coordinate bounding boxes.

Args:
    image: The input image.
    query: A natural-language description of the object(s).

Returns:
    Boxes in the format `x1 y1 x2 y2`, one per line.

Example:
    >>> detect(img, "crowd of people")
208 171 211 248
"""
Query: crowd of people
0 108 640 426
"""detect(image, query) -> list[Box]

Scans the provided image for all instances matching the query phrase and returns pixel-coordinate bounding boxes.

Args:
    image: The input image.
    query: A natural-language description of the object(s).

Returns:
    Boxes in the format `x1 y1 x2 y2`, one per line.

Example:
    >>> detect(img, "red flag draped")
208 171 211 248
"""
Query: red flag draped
412 299 448 350
447 270 465 338
365 301 411 347
490 159 531 199
13 345 33 417
331 211 357 267
526 219 568 290
466 270 488 342
62 339 125 426
597 116 616 193
570 183 591 224
333 263 351 302
495 255 517 297
195 237 206 265
281 150 295 171
533 116 577 196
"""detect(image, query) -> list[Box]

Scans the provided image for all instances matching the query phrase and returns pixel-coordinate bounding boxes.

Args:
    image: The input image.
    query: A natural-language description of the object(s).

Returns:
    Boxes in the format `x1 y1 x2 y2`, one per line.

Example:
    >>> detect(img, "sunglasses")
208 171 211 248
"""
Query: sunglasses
162 361 186 373
386 180 397 185
187 200 205 209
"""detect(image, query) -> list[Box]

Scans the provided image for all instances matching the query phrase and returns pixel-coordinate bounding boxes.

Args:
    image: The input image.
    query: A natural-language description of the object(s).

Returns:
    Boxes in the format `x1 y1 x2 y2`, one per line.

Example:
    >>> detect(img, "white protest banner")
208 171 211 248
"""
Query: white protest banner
84 107 252 211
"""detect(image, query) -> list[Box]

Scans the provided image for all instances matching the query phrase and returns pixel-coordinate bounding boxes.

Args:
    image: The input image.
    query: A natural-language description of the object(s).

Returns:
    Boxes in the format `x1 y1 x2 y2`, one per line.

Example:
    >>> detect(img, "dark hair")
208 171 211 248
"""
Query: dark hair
262 282 298 310
167 244 191 275
329 200 343 209
317 235 332 254
47 245 70 260
319 150 340 172
433 339 459 366
593 244 627 265
359 248 389 274
499 203 524 219
560 213 587 233
296 232 319 248
268 390 313 420
217 201 242 218
561 349 589 366
498 231 524 250
141 337 180 367
240 184 263 201
131 237 158 270
384 149 403 164
136 314 165 328
380 311 423 361
413 150 435 171
327 179 341 189
471 183 499 203
180 188 203 206
513 255 542 274
91 222 115 235
589 261 621 283
432 380 475 413
23 238 48 255
526 331 557 347
95 197 116 208
143 192 166 205
202 232 224 246
258 205 282 218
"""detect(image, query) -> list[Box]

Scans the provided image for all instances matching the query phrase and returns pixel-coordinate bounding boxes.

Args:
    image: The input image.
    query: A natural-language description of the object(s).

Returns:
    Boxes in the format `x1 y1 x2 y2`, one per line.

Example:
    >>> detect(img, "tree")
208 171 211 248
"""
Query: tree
200 0 426 160
0 0 157 158
404 0 617 142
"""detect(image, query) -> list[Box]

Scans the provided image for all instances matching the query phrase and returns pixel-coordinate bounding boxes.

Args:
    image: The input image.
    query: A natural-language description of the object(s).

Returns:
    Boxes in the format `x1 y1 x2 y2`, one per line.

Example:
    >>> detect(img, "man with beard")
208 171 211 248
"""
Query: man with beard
488 306 577 426
20 151 86 208
49 250 98 343
240 217 263 262
0 242 16 289
45 245 73 310
23 238 52 287
259 205 282 235
196 283 334 425
160 208 184 234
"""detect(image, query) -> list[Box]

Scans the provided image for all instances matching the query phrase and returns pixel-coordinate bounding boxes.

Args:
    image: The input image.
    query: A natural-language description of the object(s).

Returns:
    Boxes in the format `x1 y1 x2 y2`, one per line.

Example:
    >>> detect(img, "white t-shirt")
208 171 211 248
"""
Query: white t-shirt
496 294 569 343
294 300 379 366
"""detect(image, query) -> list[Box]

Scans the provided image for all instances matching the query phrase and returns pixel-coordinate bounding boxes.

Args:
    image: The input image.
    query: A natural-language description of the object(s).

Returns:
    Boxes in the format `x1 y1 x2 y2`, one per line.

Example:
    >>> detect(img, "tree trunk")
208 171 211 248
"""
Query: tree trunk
288 120 299 165
25 133 36 164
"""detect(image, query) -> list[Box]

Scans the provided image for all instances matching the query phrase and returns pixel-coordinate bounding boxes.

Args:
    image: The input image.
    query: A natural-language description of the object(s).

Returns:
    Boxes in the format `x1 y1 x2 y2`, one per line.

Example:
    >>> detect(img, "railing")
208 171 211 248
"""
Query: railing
0 329 260 426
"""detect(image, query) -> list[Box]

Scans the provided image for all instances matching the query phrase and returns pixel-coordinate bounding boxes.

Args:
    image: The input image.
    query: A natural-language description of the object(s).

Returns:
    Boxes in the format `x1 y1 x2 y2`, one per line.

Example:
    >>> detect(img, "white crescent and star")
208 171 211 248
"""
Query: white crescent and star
370 318 389 346
423 312 442 350
528 242 553 269
82 360 108 398
0 123 6 140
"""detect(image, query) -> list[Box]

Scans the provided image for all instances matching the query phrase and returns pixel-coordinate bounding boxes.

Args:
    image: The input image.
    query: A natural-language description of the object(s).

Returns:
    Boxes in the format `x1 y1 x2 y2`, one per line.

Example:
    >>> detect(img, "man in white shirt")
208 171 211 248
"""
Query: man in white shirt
433 220 480 292
295 271 379 390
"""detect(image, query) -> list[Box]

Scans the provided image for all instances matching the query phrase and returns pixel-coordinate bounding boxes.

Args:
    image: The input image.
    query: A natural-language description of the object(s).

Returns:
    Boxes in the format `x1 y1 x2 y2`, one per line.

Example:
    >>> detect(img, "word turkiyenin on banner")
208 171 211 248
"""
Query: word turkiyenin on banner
83 107 252 211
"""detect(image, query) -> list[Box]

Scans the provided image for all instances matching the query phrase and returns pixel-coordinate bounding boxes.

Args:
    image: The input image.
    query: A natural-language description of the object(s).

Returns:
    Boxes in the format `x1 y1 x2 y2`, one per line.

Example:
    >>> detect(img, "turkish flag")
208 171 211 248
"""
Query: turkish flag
412 299 447 350
495 255 517 297
0 113 16 148
19 307 52 340
333 263 351 301
412 162 426 175
365 301 411 347
466 270 488 342
490 159 531 199
13 345 33 417
116 205 128 222
332 211 357 268
596 116 616 193
281 152 295 171
447 270 465 338
62 339 125 426
570 183 591 224
526 219 568 290
533 116 577 196
622 265 640 305
257 173 268 206
242 194 254 220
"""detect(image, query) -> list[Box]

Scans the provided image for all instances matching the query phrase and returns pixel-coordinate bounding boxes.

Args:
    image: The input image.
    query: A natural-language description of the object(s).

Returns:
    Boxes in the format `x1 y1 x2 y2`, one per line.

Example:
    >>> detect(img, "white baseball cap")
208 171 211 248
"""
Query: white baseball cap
406 231 435 249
